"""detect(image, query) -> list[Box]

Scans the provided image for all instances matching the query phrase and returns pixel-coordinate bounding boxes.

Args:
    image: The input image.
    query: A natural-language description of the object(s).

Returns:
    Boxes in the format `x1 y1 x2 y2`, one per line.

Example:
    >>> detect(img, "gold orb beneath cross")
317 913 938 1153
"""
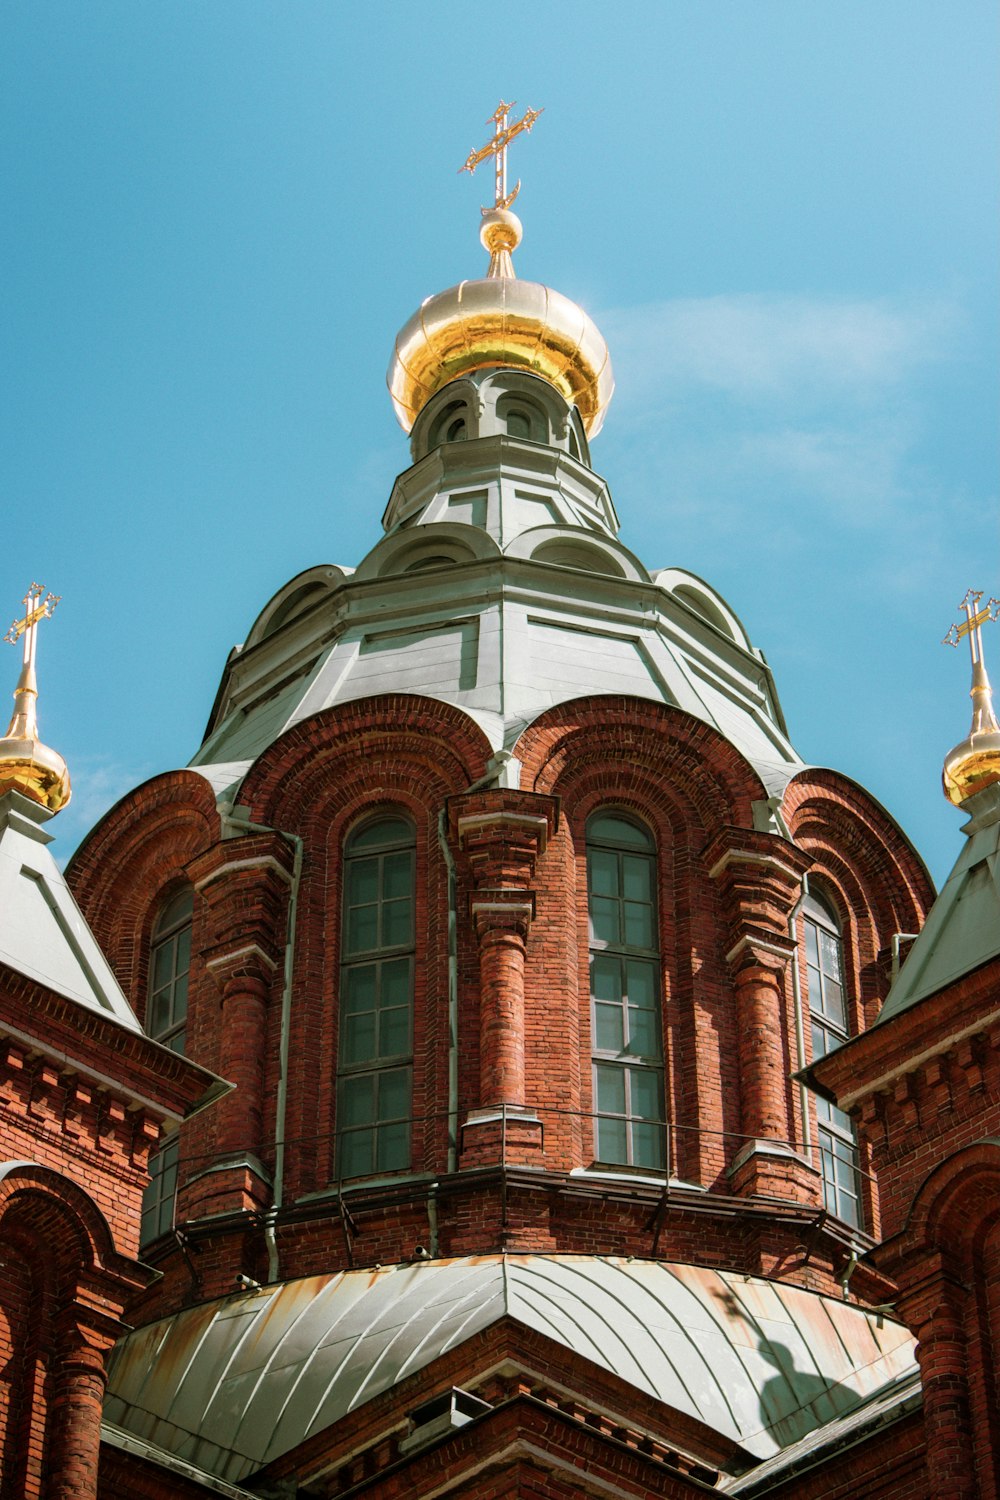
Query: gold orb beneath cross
480 209 522 256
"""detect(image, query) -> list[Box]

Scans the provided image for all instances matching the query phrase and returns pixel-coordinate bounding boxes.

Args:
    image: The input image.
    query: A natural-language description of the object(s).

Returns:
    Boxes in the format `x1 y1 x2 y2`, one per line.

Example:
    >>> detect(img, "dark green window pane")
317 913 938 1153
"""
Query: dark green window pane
342 1012 377 1065
152 943 173 990
341 1074 374 1127
630 1068 661 1121
596 1116 628 1162
823 977 846 1029
624 902 653 948
804 923 819 966
175 926 191 967
591 954 621 1004
588 814 652 850
590 897 620 945
378 1067 410 1120
347 857 379 905
158 888 194 931
379 1006 410 1057
632 1121 666 1170
382 852 412 899
349 817 412 851
377 1121 409 1171
628 1006 657 1058
149 992 171 1035
595 1003 624 1052
167 1029 186 1056
340 1130 373 1179
625 960 655 1008
346 904 379 954
381 958 411 1004
595 1064 626 1116
622 855 652 902
172 974 188 1021
344 965 377 1014
382 898 412 947
589 849 619 898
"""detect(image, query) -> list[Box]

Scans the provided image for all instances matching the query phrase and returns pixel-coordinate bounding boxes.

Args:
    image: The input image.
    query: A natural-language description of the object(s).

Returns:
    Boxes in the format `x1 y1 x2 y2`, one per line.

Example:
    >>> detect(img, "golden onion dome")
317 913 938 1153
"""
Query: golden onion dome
0 586 71 814
0 672 72 813
388 208 614 438
943 728 1000 806
942 591 1000 806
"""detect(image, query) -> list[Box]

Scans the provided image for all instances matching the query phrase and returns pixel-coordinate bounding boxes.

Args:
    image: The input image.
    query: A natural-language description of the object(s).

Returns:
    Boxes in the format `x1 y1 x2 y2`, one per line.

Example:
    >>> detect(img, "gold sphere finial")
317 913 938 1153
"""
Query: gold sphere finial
480 208 523 257
941 589 1000 806
0 582 71 814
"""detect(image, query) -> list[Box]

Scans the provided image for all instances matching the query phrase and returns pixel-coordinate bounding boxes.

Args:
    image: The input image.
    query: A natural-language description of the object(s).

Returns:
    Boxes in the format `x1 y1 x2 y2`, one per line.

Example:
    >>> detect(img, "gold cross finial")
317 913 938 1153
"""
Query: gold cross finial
943 588 1000 745
943 588 1000 657
5 582 61 674
459 100 543 212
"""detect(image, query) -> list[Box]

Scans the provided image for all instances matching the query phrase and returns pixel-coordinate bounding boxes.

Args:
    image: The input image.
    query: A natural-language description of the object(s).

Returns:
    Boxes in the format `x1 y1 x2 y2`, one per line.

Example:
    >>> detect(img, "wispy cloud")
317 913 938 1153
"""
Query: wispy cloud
596 291 966 579
602 293 956 407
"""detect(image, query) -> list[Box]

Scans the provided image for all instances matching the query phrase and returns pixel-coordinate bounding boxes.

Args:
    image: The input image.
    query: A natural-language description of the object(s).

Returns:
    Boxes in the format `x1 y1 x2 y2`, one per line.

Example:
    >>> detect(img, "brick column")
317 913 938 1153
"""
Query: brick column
186 833 293 1217
474 904 533 1107
47 1321 112 1500
891 1261 979 1500
706 829 820 1201
207 954 275 1155
448 790 558 1165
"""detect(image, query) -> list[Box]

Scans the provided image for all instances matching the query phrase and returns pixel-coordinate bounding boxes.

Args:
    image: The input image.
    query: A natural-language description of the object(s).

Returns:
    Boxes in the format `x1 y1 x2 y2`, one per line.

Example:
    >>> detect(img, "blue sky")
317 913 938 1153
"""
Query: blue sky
2 2 997 888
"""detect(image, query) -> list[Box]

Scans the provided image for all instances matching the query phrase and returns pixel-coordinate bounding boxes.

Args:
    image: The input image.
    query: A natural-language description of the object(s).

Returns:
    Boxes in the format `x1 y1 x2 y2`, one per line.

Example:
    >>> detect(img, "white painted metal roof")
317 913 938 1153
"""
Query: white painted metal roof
0 792 140 1030
879 780 1000 1022
104 1255 916 1484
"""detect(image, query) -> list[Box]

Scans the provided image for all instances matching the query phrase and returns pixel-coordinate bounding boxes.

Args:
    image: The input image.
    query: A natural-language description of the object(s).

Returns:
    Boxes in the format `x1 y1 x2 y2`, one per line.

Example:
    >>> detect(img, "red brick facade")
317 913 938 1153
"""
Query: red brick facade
0 948 220 1496
0 686 961 1497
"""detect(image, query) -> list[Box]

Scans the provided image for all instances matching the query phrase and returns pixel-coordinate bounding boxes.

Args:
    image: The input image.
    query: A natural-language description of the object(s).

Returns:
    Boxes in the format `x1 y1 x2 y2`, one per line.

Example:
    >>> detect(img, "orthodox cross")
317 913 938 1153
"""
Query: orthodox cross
5 582 61 674
459 100 543 211
943 588 1000 736
943 588 1000 660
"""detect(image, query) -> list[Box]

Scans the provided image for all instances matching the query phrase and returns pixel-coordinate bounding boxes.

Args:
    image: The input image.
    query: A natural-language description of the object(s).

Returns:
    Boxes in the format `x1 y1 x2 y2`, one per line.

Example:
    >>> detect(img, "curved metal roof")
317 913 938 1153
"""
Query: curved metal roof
104 1255 916 1484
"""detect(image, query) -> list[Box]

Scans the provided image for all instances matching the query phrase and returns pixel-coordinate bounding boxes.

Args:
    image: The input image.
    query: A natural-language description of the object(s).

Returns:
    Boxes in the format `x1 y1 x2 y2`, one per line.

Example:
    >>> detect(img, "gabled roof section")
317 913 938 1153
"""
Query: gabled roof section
0 791 140 1031
878 781 1000 1024
103 1254 916 1485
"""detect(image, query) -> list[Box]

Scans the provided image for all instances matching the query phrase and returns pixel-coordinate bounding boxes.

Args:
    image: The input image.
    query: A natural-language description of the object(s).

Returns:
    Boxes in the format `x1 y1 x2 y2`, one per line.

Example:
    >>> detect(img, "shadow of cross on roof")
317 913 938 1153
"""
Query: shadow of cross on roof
710 1287 864 1448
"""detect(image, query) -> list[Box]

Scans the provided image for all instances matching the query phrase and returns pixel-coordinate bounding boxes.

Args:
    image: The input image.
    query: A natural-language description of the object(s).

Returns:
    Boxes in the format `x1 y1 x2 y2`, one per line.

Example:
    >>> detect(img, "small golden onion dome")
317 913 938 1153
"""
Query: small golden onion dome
943 730 1000 806
0 661 71 813
942 658 1000 806
388 208 614 438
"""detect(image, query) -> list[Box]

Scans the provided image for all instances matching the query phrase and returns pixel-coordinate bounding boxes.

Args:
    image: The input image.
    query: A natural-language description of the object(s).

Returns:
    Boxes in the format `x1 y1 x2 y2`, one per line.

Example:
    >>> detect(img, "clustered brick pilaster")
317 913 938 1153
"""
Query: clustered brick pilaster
706 827 819 1201
449 790 558 1163
184 833 293 1213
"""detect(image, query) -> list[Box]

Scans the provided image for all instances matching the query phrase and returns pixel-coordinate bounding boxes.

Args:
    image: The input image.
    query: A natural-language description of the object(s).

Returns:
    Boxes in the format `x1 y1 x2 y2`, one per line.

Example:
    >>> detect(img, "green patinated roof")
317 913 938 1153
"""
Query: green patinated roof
878 780 1000 1024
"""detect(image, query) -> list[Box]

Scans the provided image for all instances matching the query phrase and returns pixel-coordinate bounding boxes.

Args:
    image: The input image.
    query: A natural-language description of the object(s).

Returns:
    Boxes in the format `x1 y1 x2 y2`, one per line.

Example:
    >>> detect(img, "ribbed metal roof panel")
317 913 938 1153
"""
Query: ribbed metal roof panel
104 1256 916 1485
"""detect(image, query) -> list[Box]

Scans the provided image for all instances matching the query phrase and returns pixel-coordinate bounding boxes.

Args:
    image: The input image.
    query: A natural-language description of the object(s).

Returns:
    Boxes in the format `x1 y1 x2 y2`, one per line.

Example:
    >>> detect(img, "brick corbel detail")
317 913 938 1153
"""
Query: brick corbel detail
707 829 814 1191
448 791 558 1111
189 834 293 957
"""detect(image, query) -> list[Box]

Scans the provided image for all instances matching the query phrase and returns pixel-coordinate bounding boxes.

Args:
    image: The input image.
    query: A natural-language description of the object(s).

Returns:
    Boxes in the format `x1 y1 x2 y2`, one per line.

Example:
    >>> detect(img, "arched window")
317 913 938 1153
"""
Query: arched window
587 812 666 1170
805 889 862 1226
429 400 469 450
498 396 545 442
141 885 193 1245
147 886 193 1054
337 816 415 1180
